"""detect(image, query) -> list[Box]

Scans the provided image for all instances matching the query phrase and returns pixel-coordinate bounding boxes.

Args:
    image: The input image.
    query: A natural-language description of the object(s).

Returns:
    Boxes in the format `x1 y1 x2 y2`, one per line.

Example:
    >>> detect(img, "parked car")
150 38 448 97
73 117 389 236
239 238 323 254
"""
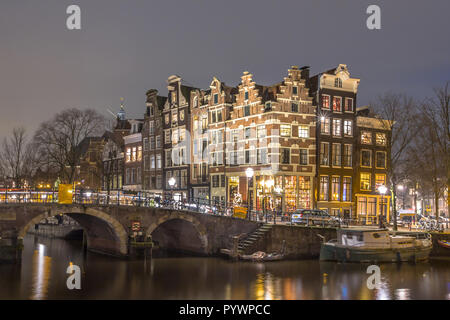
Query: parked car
291 209 340 226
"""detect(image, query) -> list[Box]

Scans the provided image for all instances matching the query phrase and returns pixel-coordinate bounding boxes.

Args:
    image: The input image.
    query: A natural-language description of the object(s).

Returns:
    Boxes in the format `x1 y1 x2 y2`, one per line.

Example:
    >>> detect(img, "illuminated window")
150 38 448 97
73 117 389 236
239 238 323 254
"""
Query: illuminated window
171 110 178 125
298 125 309 138
360 173 371 191
320 117 330 134
280 125 291 137
375 174 386 189
180 110 185 121
343 177 352 201
137 146 142 162
344 120 352 136
322 95 330 109
164 130 171 144
361 150 372 167
361 131 372 144
320 176 329 201
179 128 185 141
333 97 342 112
376 151 386 168
165 114 170 125
132 147 136 162
376 133 386 146
335 78 342 88
332 119 341 136
126 148 131 162
331 176 340 201
257 125 266 138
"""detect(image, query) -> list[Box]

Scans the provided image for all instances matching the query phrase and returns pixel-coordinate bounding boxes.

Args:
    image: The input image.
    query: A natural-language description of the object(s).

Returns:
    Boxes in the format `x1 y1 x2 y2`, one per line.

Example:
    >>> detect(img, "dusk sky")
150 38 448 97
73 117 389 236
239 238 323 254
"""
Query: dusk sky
1 0 449 139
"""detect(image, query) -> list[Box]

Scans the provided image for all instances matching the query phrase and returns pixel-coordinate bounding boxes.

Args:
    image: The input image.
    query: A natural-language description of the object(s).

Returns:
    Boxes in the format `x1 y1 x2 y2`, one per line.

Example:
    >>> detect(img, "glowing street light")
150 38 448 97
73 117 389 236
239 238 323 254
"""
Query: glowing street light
378 185 387 228
168 177 176 201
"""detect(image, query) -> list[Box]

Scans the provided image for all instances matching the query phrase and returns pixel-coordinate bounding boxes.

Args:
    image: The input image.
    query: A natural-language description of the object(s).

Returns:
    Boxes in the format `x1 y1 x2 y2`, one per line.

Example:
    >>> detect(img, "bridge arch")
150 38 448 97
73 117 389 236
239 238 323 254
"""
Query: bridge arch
18 206 128 256
146 212 209 254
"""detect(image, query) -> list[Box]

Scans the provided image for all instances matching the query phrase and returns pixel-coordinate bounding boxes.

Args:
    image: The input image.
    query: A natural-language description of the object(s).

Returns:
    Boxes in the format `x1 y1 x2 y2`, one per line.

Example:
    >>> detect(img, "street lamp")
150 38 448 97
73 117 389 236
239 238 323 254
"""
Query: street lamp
168 177 176 203
378 185 387 228
245 168 254 220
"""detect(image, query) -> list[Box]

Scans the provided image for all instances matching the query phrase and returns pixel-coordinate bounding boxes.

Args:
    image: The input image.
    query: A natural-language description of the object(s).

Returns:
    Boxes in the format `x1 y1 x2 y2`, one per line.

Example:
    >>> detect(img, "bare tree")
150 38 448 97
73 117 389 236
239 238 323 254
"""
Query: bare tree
33 108 107 184
0 127 32 187
371 93 419 230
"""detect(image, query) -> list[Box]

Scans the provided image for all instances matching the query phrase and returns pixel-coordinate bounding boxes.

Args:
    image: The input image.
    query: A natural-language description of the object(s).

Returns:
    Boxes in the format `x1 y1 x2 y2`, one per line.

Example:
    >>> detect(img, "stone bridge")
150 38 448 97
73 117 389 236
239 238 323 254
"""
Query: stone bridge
0 204 260 263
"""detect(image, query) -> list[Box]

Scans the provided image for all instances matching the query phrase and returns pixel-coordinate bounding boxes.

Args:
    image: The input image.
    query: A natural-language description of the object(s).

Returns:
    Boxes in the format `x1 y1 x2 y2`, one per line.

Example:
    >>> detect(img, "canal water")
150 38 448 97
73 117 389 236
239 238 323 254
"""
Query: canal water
0 234 449 300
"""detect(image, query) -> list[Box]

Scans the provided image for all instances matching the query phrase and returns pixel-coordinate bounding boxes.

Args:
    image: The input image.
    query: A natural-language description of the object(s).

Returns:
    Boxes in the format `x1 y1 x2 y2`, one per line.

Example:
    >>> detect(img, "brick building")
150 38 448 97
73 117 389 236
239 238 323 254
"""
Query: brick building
123 119 144 191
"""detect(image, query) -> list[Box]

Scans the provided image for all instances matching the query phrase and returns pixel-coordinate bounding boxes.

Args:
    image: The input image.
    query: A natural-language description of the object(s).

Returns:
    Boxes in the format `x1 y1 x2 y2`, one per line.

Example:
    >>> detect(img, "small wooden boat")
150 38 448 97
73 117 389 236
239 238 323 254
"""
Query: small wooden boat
320 228 432 263
239 240 286 262
437 240 450 249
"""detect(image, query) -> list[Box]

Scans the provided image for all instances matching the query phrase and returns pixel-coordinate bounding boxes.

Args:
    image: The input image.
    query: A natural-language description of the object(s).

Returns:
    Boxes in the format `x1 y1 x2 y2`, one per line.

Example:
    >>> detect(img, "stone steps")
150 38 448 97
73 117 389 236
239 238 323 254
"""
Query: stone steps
237 224 273 254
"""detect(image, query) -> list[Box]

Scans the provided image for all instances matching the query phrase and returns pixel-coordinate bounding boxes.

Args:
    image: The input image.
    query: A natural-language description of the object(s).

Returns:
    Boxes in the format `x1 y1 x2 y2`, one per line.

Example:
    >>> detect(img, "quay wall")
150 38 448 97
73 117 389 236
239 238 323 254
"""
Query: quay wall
27 224 83 239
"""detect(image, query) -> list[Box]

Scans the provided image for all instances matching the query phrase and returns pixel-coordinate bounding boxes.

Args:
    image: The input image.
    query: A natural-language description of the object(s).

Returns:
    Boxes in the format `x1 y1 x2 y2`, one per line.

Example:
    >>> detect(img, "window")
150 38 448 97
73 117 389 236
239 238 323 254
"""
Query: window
360 173 371 190
245 91 249 100
149 121 155 134
172 130 178 144
144 155 149 171
332 177 340 201
298 125 309 138
165 114 170 125
345 98 353 112
156 154 161 168
156 175 162 189
171 110 178 125
137 146 142 161
264 101 272 111
320 117 330 134
376 133 386 146
320 176 329 201
257 125 266 138
344 120 352 136
213 94 218 104
165 150 172 167
376 151 386 168
179 128 186 141
361 131 372 144
180 110 185 121
281 148 290 164
143 138 148 152
212 175 220 188
193 96 198 108
299 149 308 165
320 143 330 166
343 144 352 167
291 102 299 112
332 119 341 136
333 97 342 112
322 95 330 109
257 148 268 164
244 105 250 117
245 150 250 164
280 125 291 137
131 147 136 162
150 155 155 169
293 86 298 95
375 174 386 189
164 130 171 144
343 177 352 201
361 150 372 167
156 135 161 148
245 127 251 139
335 78 342 88
150 136 155 150
332 143 341 166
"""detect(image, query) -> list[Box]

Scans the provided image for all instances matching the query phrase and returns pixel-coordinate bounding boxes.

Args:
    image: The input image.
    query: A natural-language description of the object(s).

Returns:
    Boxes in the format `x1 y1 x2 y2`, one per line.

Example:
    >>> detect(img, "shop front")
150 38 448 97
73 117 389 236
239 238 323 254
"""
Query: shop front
356 194 390 225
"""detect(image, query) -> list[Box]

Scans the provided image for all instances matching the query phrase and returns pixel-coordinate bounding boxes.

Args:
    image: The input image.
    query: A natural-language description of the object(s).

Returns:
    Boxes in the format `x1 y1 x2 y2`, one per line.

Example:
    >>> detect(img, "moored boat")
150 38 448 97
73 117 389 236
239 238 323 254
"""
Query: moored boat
320 228 432 263
437 240 450 249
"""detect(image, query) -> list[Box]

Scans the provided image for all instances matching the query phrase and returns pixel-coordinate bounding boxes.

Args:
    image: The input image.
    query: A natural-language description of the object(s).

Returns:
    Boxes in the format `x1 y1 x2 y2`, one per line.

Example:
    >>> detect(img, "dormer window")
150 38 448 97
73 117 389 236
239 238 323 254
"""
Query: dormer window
264 101 272 111
244 91 249 101
335 78 343 88
213 94 218 104
293 86 298 95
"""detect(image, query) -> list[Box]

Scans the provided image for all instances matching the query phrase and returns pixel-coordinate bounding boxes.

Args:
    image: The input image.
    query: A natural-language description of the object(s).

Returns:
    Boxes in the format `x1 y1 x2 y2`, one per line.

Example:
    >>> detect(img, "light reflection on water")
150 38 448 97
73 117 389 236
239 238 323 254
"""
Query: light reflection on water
0 235 449 300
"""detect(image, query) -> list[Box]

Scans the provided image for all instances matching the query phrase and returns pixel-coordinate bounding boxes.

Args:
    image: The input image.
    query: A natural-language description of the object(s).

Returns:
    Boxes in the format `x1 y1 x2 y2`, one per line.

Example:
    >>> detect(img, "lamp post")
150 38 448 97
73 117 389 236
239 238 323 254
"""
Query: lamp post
168 177 176 206
245 168 254 220
378 185 387 228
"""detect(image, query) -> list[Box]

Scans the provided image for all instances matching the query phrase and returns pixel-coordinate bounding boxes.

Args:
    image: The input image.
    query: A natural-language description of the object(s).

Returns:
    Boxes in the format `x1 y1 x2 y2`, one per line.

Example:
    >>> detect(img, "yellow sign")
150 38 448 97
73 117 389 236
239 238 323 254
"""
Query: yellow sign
58 184 73 204
233 206 248 219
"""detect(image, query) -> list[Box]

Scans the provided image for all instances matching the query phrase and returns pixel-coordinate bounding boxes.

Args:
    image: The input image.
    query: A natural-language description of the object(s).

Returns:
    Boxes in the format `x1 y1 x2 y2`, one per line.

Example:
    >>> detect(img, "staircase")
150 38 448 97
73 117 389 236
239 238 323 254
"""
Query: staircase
237 224 273 255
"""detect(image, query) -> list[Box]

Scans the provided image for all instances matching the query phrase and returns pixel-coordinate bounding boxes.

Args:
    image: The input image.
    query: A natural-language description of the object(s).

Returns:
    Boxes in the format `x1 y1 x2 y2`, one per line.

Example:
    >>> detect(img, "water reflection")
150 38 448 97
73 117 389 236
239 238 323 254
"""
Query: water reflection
0 235 448 300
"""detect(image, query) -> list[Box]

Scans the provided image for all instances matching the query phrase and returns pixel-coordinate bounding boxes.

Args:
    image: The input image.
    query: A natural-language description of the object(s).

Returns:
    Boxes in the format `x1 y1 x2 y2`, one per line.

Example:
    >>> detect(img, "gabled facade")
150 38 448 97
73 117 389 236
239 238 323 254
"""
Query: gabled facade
162 75 198 200
142 89 166 196
307 64 360 218
123 119 144 191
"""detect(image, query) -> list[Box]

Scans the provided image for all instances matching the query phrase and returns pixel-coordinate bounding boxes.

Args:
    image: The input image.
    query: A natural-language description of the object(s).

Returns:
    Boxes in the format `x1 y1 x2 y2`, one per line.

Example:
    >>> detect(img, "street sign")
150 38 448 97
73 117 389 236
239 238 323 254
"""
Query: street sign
233 206 248 219
58 184 73 204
